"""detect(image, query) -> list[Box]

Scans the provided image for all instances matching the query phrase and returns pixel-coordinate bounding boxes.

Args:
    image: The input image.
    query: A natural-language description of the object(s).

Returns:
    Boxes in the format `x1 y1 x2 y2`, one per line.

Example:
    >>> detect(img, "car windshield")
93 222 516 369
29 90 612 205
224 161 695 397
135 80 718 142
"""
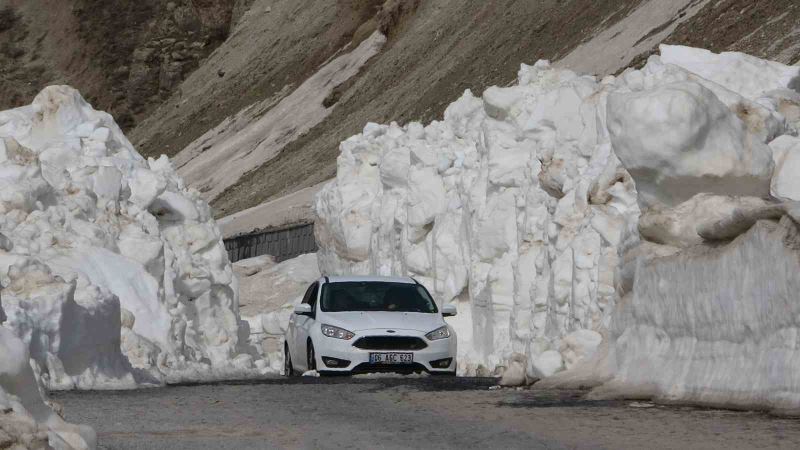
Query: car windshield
321 282 438 313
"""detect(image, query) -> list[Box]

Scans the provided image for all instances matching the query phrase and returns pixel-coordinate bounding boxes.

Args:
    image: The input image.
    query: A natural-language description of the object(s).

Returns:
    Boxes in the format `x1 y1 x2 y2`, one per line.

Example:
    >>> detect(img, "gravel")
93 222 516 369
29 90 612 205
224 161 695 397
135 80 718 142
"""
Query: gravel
53 377 800 449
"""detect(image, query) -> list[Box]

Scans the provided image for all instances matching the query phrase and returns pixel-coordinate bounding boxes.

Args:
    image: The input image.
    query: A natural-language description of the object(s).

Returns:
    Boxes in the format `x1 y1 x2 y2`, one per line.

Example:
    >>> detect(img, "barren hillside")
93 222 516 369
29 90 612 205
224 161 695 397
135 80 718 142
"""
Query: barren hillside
4 0 798 222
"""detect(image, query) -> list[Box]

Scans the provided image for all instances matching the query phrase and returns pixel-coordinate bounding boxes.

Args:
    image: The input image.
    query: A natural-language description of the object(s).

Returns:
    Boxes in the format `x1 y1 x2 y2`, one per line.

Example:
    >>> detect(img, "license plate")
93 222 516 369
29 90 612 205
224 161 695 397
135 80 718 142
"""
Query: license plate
369 352 413 364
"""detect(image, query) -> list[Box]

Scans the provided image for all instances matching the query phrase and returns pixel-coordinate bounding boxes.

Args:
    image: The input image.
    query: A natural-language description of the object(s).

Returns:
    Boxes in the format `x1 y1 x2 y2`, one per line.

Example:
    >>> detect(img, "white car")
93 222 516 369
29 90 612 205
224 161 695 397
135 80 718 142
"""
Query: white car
284 276 457 376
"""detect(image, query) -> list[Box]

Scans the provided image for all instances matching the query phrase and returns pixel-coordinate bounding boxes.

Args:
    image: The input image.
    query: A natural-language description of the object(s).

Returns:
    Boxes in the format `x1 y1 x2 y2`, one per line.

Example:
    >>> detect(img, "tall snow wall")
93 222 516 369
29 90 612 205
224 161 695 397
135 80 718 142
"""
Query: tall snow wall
0 86 262 389
315 43 800 400
538 46 800 413
315 61 640 376
1 233 96 449
595 218 800 413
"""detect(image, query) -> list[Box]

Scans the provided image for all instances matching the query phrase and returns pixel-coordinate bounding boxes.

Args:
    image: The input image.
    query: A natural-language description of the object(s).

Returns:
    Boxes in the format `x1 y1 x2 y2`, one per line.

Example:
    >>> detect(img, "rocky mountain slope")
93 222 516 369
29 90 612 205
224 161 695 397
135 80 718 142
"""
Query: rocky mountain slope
143 0 800 222
3 1 798 223
0 0 238 129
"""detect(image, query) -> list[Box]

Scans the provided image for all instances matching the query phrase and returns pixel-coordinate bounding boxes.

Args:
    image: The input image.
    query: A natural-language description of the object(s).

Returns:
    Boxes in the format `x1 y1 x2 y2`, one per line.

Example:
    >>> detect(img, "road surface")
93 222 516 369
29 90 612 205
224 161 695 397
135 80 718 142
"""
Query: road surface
54 376 800 449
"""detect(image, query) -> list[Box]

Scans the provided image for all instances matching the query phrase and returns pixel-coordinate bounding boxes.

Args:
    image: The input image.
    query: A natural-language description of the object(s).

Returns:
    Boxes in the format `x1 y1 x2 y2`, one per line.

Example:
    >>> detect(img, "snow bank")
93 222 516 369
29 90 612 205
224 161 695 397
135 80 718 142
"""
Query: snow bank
542 47 800 412
315 43 800 406
0 86 263 389
315 60 639 376
1 326 96 449
235 253 319 373
1 240 95 449
592 218 800 413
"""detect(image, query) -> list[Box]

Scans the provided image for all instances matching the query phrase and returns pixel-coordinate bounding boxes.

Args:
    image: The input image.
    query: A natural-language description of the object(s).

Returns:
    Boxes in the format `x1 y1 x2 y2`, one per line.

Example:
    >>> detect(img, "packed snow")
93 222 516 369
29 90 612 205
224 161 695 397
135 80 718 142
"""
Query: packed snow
0 86 265 390
590 218 800 413
1 245 95 449
315 43 800 411
235 253 319 372
534 46 800 413
315 58 639 376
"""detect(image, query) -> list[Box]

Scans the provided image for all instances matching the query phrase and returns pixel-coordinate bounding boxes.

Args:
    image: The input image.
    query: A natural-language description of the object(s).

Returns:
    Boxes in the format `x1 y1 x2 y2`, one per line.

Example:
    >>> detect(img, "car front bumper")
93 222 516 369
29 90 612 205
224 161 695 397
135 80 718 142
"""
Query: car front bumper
312 328 457 374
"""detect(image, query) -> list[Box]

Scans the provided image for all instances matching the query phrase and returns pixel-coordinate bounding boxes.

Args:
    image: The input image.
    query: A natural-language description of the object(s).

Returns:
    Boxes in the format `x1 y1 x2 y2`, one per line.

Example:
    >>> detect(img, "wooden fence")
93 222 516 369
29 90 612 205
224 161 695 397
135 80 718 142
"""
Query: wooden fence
223 222 317 263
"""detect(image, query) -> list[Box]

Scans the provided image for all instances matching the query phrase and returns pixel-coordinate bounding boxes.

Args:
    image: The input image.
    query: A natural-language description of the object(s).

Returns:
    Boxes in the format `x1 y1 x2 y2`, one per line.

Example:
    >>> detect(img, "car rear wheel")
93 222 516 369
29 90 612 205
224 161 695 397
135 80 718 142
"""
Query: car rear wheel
284 343 295 377
307 340 317 372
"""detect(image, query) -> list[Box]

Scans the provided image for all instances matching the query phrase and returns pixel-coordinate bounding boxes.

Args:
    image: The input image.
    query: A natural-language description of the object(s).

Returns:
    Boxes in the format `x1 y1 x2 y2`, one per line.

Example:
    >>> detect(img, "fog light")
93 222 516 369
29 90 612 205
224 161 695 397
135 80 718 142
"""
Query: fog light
322 356 350 368
430 358 452 369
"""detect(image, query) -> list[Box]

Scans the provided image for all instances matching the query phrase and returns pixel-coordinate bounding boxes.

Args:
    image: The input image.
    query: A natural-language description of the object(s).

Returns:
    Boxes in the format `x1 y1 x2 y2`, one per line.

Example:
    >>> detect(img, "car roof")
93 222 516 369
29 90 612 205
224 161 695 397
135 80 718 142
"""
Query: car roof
322 275 417 284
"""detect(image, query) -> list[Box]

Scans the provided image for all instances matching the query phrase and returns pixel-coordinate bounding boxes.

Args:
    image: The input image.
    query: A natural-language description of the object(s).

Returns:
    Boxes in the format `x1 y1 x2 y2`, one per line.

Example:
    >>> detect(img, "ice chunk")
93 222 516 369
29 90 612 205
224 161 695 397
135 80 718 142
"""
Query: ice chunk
770 135 800 201
608 80 774 210
660 45 800 99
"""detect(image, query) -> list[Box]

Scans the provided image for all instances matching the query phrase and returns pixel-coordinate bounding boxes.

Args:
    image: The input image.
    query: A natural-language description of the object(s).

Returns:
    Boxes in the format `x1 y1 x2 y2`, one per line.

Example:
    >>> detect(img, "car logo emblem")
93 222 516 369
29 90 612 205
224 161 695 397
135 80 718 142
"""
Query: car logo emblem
387 330 396 333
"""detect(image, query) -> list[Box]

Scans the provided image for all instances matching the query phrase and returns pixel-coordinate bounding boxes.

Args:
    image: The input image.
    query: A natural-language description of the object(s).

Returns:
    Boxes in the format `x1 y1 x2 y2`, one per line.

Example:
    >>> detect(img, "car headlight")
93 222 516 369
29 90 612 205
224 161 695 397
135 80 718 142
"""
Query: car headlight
321 324 355 340
425 325 450 341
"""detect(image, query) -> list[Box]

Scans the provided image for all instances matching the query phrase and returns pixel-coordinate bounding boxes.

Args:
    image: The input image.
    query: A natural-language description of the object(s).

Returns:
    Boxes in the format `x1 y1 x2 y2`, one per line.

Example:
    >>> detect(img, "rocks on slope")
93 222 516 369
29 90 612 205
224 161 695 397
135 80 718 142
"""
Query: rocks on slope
0 86 263 389
0 0 237 130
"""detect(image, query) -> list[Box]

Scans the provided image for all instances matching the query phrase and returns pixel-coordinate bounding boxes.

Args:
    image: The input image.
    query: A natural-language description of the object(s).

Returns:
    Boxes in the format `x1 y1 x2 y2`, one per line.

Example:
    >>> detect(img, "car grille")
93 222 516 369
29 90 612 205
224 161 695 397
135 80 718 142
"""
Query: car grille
352 362 427 374
353 336 428 351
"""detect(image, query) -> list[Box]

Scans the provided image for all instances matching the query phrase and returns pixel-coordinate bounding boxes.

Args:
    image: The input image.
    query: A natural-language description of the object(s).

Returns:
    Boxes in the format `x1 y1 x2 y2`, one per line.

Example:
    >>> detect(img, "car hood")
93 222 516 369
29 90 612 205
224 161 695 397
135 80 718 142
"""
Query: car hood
323 311 444 332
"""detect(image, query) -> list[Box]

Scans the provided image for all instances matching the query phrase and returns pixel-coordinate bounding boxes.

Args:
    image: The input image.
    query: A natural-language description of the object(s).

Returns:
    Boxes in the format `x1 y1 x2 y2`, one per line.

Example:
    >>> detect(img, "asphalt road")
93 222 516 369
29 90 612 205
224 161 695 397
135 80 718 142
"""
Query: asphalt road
54 376 800 450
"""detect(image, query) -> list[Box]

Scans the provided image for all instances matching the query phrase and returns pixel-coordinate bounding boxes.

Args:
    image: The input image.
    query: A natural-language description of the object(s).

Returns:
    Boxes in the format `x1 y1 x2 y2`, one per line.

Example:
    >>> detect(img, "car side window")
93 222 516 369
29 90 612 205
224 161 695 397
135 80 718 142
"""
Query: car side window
308 283 319 311
301 282 317 305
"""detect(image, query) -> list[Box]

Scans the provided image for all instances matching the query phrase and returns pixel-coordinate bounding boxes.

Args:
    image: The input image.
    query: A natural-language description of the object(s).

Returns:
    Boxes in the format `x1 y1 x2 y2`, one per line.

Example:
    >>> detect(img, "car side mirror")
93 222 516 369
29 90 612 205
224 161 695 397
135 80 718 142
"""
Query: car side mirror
294 304 312 316
442 304 457 317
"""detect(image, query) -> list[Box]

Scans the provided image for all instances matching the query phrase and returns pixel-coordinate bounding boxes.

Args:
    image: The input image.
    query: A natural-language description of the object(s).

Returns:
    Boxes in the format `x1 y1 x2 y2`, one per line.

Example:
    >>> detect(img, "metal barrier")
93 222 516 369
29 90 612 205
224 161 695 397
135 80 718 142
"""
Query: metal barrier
223 222 317 263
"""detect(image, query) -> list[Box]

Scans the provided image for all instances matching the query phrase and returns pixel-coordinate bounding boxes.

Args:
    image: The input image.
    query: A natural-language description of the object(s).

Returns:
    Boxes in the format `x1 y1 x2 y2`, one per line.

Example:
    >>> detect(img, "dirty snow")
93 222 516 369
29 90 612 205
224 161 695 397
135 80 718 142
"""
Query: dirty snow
235 253 320 373
1 252 95 449
557 0 710 75
218 182 327 239
175 31 386 202
315 59 639 377
0 86 265 389
538 47 800 413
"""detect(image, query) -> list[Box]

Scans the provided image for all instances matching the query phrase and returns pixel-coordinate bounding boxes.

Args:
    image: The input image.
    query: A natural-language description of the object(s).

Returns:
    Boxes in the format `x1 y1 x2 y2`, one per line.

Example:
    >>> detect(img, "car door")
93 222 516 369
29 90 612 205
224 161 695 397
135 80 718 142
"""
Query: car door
293 281 319 370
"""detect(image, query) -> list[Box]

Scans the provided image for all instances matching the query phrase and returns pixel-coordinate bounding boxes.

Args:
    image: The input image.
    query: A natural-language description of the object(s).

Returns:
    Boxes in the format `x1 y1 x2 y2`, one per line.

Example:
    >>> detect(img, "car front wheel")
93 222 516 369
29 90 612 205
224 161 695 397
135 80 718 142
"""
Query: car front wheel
284 343 295 377
307 340 317 372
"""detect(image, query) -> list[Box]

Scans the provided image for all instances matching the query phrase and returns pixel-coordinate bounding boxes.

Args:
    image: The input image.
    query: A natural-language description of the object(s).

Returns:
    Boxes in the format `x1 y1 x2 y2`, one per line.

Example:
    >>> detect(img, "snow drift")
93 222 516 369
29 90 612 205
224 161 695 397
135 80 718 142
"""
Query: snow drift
315 42 800 410
0 86 262 389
